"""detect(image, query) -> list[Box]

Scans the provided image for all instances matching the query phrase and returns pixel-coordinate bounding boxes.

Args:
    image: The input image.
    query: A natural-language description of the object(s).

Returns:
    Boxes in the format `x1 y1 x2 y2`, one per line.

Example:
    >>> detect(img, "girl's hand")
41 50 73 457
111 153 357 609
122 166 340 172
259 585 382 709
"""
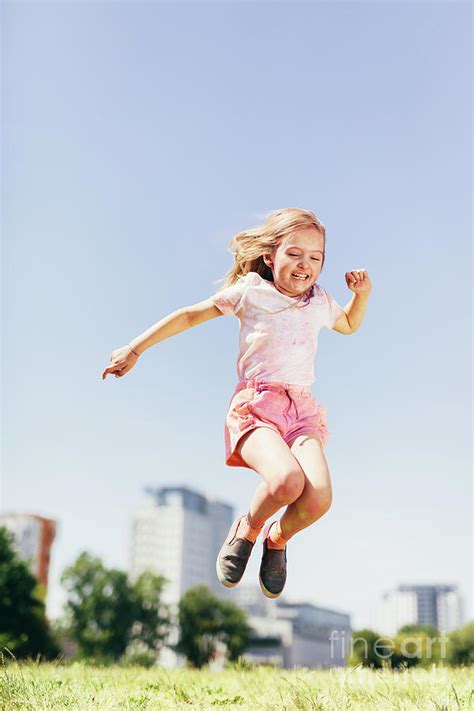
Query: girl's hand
345 269 372 295
102 345 140 380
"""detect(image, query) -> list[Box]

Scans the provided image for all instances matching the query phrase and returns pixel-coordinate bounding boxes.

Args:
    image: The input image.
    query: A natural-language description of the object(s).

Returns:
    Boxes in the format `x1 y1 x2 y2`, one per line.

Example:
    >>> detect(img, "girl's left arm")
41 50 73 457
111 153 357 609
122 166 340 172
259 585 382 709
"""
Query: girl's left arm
333 269 372 334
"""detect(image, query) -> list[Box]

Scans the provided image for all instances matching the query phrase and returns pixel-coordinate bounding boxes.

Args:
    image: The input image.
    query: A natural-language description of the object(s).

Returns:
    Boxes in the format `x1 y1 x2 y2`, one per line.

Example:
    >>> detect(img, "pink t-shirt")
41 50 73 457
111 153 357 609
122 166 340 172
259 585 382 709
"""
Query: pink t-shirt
210 271 343 386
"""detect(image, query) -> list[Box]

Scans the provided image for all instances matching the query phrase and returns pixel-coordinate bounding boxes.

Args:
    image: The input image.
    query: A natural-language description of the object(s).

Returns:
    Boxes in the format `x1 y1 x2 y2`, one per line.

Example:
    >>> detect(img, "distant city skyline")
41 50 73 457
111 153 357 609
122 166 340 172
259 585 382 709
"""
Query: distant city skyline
375 583 464 637
3 2 471 629
1 490 468 643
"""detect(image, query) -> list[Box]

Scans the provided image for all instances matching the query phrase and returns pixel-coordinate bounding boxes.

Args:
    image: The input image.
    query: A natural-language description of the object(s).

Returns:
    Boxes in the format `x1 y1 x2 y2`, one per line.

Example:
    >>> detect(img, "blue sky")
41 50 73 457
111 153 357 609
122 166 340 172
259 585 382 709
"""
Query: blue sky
3 1 471 631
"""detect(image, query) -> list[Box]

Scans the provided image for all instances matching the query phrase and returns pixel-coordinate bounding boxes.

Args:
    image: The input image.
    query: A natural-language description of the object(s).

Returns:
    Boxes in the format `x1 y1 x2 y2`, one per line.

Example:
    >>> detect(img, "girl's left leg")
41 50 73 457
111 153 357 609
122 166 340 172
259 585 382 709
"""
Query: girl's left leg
276 434 333 543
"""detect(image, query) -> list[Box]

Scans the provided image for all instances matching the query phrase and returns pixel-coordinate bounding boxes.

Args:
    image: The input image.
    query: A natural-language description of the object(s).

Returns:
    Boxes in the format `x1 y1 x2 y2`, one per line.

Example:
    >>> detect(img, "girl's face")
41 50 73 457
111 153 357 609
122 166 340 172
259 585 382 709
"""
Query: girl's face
263 227 325 298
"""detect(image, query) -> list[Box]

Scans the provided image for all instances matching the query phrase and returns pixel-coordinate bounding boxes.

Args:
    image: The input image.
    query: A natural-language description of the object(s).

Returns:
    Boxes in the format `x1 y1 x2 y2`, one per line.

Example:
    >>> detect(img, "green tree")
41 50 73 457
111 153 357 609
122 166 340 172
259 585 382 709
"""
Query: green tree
176 584 251 668
350 625 449 669
446 621 474 666
398 624 438 636
129 571 172 655
61 552 134 661
389 624 444 669
0 526 58 659
391 630 443 669
61 552 171 662
348 629 393 668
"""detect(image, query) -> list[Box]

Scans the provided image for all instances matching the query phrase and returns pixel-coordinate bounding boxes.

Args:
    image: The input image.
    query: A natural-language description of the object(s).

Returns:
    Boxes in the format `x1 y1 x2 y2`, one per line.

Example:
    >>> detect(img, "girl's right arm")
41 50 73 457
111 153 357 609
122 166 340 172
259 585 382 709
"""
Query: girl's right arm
101 299 223 380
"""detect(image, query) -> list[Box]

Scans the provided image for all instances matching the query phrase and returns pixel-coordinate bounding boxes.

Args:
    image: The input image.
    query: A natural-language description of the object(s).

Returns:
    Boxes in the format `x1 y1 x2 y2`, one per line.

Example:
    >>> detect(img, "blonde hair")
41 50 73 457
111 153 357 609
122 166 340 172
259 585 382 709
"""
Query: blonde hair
214 207 326 290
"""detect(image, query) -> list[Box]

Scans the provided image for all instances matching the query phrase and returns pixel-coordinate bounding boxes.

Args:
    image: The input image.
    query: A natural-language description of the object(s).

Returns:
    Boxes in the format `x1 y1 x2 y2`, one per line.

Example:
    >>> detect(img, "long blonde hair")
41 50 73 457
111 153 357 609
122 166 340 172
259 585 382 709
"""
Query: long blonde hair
214 207 326 290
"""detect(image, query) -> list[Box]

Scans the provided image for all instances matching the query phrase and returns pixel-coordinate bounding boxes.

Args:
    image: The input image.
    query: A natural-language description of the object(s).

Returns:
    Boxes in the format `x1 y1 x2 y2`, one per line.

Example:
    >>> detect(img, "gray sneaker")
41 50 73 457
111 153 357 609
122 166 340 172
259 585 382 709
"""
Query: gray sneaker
259 521 287 598
216 515 255 588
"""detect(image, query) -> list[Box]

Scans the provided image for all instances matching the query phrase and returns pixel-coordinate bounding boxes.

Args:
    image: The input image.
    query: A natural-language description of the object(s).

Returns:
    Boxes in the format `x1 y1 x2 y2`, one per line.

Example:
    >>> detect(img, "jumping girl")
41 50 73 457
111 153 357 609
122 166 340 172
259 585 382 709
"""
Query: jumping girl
102 207 371 599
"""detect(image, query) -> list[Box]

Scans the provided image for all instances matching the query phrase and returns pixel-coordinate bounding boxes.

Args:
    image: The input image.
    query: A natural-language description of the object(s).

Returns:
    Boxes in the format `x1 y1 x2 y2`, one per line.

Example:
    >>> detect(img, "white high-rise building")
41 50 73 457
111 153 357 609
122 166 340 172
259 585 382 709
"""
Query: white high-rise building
130 486 234 606
376 584 464 636
436 588 464 632
375 589 418 637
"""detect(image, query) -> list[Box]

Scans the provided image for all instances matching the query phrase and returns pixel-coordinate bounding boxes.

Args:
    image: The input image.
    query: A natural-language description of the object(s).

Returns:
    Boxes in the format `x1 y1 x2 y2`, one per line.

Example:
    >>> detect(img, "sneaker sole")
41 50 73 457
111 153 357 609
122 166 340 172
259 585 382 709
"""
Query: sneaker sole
258 572 283 599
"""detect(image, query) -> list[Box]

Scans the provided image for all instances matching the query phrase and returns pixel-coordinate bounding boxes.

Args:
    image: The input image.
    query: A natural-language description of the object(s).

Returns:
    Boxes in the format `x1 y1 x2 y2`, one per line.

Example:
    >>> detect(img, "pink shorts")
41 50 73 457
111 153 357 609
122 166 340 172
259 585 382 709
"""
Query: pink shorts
224 379 331 469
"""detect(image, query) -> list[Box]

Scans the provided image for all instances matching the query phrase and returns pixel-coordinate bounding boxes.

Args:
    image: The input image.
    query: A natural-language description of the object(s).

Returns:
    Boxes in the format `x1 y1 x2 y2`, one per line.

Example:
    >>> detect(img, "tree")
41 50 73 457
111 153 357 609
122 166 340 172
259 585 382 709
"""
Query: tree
61 552 134 661
60 552 171 662
176 584 251 668
349 628 392 668
446 621 474 666
389 624 444 669
349 625 451 669
216 599 252 662
0 526 58 659
129 571 172 655
391 630 442 669
398 624 438 636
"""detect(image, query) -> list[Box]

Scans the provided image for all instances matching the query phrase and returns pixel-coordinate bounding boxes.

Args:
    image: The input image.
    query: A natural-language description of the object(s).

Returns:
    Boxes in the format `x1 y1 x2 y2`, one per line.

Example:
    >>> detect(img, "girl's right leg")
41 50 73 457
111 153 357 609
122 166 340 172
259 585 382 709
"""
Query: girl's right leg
236 426 306 529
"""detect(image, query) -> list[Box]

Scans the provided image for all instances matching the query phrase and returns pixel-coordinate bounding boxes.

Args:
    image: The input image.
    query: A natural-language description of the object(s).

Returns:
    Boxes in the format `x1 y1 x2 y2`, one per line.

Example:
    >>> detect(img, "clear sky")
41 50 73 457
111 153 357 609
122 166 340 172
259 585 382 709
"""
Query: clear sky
3 1 472 631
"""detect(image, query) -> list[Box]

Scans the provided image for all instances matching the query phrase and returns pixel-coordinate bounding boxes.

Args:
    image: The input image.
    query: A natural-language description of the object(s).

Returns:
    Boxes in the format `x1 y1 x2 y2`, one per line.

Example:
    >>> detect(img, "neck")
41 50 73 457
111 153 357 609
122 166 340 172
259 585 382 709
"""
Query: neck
272 281 311 299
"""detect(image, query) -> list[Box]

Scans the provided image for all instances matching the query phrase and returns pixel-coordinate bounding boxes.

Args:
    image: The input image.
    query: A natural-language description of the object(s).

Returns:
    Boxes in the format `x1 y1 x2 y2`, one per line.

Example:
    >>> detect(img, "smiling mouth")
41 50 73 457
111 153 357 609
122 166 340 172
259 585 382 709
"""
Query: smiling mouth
291 273 309 281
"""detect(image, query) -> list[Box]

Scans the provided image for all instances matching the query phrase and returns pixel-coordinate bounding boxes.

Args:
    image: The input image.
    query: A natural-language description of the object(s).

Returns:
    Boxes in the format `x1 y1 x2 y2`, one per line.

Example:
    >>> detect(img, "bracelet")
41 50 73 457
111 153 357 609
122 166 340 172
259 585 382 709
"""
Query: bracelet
128 344 141 357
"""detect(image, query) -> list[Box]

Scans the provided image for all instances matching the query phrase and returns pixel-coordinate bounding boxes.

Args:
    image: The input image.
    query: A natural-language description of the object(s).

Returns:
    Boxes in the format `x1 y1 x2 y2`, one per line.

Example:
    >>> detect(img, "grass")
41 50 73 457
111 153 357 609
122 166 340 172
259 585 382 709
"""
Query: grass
0 661 473 710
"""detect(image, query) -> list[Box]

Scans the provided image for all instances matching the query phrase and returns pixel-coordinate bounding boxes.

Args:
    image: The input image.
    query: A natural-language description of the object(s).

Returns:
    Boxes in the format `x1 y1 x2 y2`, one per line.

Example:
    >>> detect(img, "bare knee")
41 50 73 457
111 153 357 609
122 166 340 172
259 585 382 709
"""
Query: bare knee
268 468 305 505
298 487 333 522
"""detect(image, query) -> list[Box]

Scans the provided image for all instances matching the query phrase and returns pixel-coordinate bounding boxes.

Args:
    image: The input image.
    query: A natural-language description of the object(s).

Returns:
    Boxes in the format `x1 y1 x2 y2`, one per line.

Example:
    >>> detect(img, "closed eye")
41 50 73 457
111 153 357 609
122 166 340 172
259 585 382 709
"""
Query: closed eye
289 253 320 261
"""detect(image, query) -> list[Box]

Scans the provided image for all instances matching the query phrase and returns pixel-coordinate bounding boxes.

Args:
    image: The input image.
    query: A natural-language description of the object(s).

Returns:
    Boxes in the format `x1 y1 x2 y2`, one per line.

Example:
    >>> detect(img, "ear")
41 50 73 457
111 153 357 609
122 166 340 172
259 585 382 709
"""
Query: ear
263 253 273 268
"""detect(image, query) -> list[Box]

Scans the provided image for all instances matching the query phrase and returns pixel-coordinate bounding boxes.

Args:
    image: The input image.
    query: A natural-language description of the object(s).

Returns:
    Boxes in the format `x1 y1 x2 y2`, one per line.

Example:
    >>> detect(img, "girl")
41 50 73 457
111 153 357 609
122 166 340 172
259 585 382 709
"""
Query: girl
102 207 371 599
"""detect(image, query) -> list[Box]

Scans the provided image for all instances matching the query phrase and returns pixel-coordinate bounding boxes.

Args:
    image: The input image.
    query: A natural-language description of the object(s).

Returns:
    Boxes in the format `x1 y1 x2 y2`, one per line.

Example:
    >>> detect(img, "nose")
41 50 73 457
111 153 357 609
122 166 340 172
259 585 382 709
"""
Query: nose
297 256 310 270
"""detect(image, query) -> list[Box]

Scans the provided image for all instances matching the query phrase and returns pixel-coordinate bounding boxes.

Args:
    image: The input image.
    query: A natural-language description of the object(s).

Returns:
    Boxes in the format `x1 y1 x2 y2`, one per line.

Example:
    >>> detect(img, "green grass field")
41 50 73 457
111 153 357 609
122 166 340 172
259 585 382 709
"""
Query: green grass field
0 662 473 710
